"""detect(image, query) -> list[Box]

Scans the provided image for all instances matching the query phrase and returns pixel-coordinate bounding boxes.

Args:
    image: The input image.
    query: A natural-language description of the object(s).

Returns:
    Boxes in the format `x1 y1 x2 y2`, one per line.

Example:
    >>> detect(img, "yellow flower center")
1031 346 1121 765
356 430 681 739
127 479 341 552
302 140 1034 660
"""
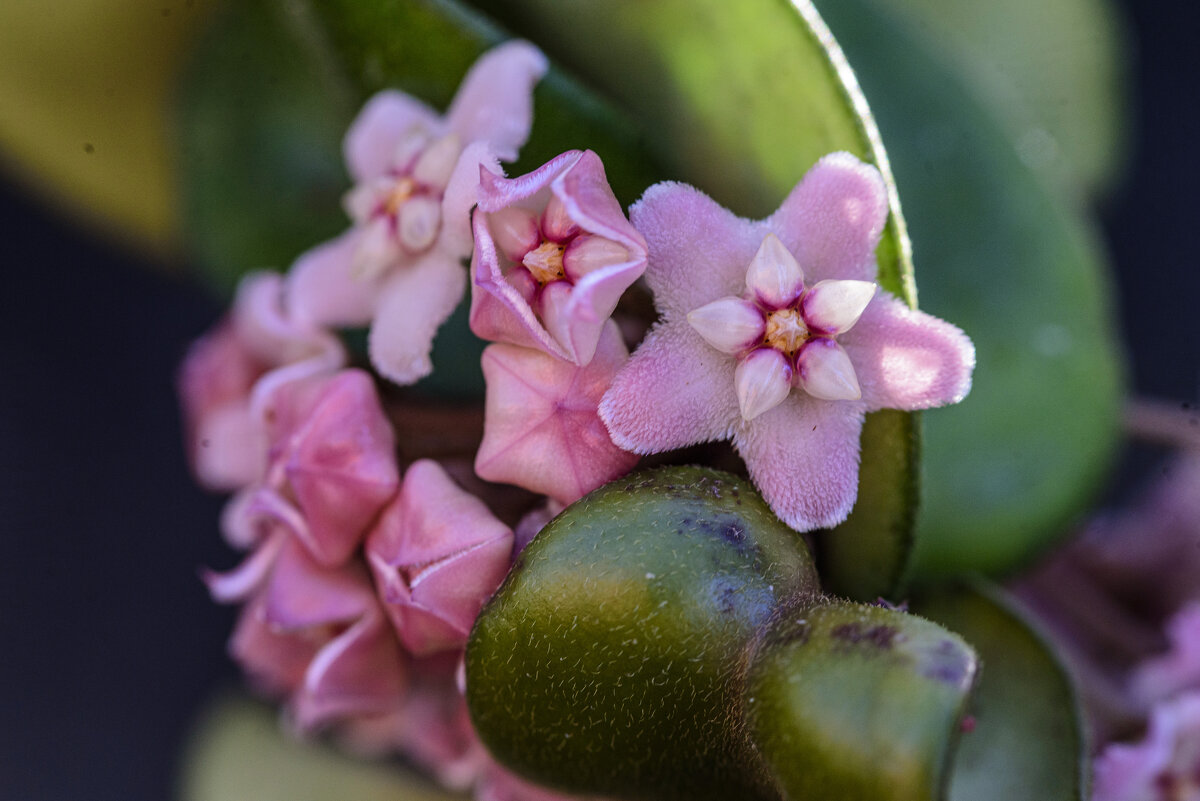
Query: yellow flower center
764 308 809 356
384 177 418 216
522 240 566 284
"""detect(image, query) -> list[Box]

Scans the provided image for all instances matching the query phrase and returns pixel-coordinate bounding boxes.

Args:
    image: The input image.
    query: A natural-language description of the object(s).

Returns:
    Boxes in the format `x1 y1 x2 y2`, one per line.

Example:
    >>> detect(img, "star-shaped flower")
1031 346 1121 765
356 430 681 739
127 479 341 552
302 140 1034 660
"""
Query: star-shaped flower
469 149 647 365
600 152 975 532
286 41 547 384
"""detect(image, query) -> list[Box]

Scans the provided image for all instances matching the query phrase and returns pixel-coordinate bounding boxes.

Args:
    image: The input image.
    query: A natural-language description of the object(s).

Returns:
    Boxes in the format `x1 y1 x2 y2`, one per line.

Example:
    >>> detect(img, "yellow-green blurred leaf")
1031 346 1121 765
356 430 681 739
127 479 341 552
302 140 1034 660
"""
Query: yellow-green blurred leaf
179 694 466 801
0 0 220 253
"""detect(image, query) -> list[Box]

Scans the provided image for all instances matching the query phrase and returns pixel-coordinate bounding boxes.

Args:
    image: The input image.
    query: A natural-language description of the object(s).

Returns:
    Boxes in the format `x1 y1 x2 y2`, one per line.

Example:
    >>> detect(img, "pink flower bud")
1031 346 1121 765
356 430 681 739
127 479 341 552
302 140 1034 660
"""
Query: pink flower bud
367 460 514 656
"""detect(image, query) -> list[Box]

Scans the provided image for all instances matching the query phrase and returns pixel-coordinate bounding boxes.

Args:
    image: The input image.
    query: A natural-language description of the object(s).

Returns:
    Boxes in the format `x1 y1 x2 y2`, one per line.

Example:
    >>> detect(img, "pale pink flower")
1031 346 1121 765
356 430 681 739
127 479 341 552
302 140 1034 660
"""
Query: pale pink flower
600 152 975 531
469 150 647 365
179 272 344 491
1135 603 1200 707
475 321 639 505
287 42 548 384
367 459 515 656
1094 691 1200 801
229 537 407 733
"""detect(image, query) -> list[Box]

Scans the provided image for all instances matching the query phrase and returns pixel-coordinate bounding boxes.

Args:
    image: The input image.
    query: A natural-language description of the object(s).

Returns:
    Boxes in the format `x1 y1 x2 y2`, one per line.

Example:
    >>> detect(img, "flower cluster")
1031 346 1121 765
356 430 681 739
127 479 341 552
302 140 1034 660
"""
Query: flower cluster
180 39 974 800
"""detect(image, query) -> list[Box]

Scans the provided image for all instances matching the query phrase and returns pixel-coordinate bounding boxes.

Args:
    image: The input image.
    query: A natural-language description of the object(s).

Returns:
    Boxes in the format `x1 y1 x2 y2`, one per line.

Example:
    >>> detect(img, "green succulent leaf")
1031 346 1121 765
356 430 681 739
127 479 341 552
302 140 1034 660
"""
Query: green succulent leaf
467 466 819 801
178 0 355 295
875 0 1128 198
817 0 1125 579
179 694 466 801
914 583 1088 801
745 600 976 801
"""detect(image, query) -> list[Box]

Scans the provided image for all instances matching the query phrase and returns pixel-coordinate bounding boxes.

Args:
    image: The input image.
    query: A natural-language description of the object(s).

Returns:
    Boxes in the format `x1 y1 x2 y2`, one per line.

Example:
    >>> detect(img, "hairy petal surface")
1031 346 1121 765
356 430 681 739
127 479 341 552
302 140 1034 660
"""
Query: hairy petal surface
840 295 975 412
734 394 867 531
769 151 889 283
599 320 739 453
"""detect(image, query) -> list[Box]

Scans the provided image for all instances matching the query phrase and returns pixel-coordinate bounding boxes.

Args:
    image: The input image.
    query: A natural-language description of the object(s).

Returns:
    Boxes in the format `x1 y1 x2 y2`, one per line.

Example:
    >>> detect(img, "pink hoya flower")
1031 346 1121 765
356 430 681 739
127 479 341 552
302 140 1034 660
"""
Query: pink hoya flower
469 150 648 365
600 152 974 531
367 459 515 657
1135 603 1200 707
1094 691 1200 801
229 537 407 733
475 321 639 505
287 42 548 384
179 271 344 491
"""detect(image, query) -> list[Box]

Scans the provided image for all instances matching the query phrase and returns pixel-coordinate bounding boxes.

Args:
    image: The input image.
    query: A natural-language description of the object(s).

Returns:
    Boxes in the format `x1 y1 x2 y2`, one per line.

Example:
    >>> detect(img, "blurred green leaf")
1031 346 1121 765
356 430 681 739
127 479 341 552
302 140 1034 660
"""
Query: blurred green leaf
916 584 1088 801
179 694 466 801
178 0 355 293
877 0 1128 198
818 0 1124 579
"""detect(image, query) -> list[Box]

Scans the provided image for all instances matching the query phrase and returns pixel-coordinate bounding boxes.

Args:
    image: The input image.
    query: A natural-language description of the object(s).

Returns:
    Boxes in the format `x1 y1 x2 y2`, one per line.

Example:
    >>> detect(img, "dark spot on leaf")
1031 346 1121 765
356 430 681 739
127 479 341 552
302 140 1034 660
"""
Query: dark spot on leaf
922 639 971 685
83 143 95 154
830 623 898 649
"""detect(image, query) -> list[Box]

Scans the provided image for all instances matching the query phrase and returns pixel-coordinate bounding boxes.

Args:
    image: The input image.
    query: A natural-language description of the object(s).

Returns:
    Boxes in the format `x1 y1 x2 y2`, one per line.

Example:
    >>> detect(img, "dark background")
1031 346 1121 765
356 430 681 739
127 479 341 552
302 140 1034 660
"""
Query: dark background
1 2 1197 799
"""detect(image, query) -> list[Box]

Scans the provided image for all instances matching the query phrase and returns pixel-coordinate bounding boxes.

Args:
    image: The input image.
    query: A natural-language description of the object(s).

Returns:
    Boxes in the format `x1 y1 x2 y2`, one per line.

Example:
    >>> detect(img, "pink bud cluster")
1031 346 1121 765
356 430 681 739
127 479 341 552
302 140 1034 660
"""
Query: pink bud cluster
181 42 607 801
180 34 976 801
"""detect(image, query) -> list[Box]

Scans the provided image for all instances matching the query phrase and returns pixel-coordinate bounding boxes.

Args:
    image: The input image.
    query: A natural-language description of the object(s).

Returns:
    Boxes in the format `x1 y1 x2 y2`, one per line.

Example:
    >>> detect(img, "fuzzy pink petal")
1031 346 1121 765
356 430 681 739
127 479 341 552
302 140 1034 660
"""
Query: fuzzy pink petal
839 295 975 412
233 271 337 367
441 141 503 258
1134 602 1200 706
554 150 647 255
476 324 638 504
287 230 378 328
369 255 468 385
284 370 401 566
477 150 581 214
367 460 514 655
445 41 548 161
292 608 408 732
470 205 571 360
769 151 889 283
629 182 765 318
599 320 739 453
734 394 867 531
345 90 441 183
